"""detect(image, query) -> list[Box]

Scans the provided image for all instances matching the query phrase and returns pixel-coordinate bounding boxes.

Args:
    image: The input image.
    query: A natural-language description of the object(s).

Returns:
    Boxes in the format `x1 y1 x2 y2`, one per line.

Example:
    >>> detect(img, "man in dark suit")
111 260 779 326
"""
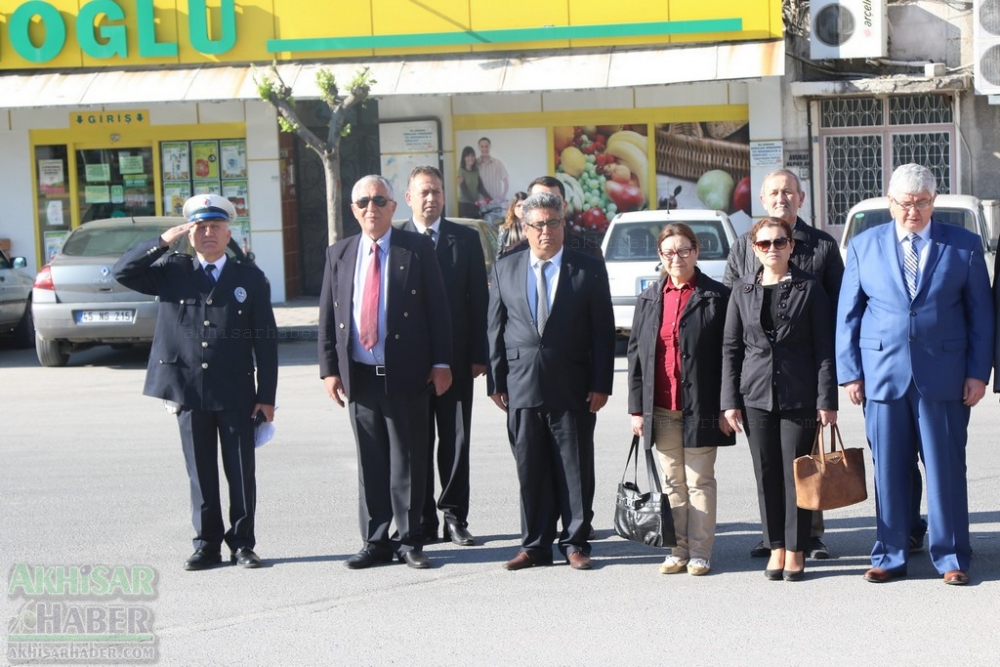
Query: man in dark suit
401 166 488 546
318 175 453 570
837 163 993 585
114 194 278 571
487 191 615 571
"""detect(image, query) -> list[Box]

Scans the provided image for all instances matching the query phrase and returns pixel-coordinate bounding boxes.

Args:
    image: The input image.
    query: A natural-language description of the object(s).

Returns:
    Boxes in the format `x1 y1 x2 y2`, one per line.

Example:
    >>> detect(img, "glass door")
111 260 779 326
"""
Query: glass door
75 147 155 222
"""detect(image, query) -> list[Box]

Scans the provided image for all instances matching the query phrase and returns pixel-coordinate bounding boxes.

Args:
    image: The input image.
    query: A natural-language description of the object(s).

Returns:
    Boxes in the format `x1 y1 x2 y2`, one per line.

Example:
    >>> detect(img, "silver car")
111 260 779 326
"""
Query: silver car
0 246 34 347
32 217 251 367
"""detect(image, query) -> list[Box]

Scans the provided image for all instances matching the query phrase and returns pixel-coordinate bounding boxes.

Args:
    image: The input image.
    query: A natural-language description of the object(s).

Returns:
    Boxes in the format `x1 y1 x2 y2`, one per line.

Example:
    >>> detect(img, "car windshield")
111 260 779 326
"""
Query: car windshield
844 207 979 242
60 225 172 257
605 220 730 261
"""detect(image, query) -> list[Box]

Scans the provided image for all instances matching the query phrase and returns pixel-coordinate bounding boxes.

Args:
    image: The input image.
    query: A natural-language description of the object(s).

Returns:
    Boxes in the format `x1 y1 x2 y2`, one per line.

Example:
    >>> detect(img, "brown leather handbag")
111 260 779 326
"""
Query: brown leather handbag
794 424 868 510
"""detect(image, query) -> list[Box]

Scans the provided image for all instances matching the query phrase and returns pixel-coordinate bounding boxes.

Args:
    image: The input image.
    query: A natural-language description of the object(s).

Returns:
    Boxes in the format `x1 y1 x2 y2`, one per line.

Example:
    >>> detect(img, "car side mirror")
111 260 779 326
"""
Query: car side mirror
12 256 27 269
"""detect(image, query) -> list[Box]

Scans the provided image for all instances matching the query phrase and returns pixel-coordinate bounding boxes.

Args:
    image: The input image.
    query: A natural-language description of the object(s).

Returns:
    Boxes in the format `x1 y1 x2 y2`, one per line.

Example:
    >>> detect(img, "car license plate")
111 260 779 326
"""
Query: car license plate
76 310 136 324
638 277 658 293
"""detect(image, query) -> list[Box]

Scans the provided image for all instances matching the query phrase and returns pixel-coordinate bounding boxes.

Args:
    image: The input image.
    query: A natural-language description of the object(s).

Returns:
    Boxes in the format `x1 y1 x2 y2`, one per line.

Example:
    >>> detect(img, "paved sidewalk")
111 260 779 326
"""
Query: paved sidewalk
272 296 319 342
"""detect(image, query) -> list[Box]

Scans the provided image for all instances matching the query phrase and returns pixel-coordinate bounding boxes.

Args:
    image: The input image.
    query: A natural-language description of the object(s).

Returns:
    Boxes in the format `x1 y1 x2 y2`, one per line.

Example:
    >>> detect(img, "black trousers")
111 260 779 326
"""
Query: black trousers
509 407 595 557
422 379 474 530
177 408 256 552
348 364 429 555
744 406 814 553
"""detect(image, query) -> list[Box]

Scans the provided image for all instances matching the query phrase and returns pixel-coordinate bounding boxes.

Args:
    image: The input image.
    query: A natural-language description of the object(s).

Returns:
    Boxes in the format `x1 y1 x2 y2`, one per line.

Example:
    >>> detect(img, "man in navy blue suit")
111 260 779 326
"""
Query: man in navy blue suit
837 163 993 585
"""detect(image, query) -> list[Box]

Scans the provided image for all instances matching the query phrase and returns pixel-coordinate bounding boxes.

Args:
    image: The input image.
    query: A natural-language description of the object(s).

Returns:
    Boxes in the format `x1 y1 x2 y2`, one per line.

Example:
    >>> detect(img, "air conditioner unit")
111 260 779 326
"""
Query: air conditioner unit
975 0 1000 94
810 0 888 60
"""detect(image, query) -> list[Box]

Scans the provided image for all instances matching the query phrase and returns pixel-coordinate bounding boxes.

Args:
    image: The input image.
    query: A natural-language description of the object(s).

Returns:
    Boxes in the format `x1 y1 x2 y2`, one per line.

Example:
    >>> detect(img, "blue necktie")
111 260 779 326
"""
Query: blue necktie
205 264 217 284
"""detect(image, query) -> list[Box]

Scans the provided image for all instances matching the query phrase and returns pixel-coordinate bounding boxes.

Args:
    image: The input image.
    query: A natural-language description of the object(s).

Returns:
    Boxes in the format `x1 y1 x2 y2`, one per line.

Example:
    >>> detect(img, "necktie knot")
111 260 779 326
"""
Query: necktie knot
424 228 435 243
204 264 217 284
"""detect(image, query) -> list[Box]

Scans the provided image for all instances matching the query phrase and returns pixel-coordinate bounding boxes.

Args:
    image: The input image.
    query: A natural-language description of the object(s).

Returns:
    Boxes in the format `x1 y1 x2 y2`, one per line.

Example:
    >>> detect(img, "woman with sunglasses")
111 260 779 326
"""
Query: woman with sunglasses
721 217 837 582
627 223 735 577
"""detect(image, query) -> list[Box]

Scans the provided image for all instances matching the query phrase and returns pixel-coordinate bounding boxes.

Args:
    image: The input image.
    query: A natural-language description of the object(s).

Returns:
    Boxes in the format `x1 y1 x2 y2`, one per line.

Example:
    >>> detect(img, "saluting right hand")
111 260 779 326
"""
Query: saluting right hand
159 222 196 247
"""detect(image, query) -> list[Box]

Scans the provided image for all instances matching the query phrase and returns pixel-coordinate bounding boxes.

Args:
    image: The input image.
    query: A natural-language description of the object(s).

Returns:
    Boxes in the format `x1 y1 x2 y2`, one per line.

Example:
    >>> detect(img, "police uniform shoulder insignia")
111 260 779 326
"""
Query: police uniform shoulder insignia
235 287 248 303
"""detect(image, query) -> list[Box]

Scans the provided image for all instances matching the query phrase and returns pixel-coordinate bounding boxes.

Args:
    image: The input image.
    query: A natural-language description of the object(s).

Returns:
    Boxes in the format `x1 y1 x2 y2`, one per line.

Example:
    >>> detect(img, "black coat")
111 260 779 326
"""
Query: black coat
721 264 838 413
317 228 452 398
113 239 278 411
626 269 735 450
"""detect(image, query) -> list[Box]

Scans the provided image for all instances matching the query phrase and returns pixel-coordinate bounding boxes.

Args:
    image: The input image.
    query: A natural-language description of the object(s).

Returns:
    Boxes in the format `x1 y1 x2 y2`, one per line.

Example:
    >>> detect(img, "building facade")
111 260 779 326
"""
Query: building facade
2 0 790 299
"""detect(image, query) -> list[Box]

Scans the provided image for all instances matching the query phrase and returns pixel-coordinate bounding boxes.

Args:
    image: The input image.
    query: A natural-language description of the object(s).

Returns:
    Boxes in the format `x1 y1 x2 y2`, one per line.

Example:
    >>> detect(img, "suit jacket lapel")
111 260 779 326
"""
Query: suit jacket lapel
508 250 535 328
335 236 361 307
916 222 945 299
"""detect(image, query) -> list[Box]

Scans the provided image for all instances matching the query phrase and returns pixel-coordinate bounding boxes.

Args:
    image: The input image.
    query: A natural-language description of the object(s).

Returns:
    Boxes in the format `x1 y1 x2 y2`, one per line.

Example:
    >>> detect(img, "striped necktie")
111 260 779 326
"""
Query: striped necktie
904 233 919 299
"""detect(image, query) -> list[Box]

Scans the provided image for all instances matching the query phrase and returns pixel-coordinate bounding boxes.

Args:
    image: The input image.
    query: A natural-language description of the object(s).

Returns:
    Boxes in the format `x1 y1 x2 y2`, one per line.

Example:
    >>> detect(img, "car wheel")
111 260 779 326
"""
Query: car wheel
35 333 69 367
12 300 34 349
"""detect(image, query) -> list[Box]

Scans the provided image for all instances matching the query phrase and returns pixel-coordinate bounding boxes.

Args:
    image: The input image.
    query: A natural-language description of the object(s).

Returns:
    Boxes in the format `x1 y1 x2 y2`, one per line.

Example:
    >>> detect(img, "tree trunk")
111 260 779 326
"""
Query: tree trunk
321 150 343 245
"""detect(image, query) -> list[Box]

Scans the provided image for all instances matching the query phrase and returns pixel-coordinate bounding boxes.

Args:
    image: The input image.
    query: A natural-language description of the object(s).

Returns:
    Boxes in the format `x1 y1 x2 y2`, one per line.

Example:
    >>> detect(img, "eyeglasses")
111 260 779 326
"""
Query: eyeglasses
659 247 694 261
753 237 791 251
523 218 563 230
890 197 933 212
355 195 390 208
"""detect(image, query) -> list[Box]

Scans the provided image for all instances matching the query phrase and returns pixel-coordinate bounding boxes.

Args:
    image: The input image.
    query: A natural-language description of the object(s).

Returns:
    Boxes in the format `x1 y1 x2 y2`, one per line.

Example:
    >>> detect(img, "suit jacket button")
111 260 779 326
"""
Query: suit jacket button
202 342 208 348
395 334 400 339
207 299 213 305
910 311 916 316
203 320 210 326
334 301 339 307
403 312 409 317
339 323 345 329
201 362 209 369
411 289 417 295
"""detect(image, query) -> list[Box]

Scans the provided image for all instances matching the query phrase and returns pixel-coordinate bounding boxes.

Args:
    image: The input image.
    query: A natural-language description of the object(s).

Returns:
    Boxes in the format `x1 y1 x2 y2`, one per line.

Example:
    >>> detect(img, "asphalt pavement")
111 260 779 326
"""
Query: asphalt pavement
2 336 1000 666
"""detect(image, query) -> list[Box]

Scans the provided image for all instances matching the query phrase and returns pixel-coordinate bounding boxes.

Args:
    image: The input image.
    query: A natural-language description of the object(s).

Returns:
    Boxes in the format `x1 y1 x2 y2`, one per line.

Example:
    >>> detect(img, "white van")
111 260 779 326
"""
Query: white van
600 209 737 336
840 195 997 277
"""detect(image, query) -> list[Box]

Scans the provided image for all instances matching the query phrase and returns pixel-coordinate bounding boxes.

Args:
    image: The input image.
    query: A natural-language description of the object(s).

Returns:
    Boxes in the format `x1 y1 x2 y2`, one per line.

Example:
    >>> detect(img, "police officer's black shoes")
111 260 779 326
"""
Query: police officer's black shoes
231 547 261 569
184 548 222 571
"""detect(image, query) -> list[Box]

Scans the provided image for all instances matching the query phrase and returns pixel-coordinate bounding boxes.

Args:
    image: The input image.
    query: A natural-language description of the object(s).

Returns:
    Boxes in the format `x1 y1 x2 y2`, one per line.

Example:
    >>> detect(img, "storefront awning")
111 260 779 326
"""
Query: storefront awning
0 40 783 109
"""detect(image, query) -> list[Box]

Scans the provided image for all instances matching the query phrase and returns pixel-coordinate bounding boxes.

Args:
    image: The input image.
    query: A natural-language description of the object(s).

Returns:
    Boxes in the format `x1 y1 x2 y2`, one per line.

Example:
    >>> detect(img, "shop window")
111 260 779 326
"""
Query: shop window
819 96 954 226
76 147 155 222
161 139 249 250
35 145 71 260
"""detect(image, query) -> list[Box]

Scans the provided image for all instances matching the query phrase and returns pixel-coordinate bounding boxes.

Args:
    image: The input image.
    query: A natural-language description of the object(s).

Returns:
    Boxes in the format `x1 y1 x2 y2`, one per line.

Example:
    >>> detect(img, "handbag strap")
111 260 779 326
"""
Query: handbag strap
644 446 662 493
621 435 641 485
810 424 827 464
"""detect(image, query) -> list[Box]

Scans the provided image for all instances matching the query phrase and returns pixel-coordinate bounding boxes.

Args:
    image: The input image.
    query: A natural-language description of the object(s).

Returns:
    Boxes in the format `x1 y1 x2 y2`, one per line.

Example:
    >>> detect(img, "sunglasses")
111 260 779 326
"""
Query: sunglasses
753 237 791 251
523 219 563 230
355 195 390 208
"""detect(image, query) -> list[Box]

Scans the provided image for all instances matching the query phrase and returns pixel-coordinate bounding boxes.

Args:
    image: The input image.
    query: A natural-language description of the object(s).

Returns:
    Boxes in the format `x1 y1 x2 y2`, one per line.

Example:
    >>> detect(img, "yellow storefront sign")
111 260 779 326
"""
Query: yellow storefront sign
0 0 781 70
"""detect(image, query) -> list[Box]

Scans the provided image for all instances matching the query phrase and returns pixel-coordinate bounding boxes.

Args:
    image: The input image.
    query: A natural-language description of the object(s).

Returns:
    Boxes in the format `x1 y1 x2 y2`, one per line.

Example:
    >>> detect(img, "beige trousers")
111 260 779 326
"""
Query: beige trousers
652 407 719 561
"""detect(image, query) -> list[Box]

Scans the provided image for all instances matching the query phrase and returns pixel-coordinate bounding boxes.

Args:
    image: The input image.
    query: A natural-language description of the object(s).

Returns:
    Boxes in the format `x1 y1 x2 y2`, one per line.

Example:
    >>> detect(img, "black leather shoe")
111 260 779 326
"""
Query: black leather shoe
444 521 475 546
399 551 431 569
807 537 831 560
184 548 222 571
750 540 769 558
345 550 392 570
231 547 261 569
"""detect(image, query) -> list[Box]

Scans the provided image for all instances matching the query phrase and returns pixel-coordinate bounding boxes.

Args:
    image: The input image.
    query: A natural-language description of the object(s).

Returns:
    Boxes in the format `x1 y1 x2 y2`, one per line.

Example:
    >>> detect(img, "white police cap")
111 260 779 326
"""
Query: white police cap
182 194 237 223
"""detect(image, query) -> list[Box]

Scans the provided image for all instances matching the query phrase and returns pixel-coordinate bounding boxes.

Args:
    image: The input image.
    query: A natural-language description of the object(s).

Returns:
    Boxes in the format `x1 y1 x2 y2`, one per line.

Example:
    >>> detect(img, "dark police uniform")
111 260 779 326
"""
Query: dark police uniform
114 239 278 559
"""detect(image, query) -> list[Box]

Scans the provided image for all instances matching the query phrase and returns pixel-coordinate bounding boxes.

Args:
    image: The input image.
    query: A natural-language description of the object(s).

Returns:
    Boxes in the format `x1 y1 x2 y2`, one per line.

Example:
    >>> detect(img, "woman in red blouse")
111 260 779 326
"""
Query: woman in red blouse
626 223 735 576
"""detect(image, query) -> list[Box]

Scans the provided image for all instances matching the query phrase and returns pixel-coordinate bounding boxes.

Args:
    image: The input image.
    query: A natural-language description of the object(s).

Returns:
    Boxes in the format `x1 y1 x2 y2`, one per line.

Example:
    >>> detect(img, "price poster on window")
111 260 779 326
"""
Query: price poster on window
220 140 246 179
162 142 190 181
191 141 219 180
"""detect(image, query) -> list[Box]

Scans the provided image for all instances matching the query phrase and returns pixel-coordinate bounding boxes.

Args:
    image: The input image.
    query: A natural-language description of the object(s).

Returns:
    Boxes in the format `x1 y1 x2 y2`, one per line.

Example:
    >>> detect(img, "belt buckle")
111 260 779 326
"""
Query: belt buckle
375 365 386 376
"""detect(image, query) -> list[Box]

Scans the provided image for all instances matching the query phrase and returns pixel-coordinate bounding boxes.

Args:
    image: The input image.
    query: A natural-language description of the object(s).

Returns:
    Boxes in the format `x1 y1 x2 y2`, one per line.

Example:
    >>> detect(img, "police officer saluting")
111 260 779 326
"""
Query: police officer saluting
114 194 278 571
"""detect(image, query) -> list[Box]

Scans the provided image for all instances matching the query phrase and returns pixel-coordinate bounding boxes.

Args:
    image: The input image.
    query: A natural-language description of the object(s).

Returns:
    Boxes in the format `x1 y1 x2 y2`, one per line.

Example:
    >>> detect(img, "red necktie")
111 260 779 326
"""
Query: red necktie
359 243 381 350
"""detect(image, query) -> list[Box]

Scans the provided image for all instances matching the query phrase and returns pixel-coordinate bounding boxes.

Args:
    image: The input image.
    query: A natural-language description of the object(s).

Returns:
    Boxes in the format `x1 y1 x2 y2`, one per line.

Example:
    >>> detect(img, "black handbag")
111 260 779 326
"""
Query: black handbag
613 435 676 548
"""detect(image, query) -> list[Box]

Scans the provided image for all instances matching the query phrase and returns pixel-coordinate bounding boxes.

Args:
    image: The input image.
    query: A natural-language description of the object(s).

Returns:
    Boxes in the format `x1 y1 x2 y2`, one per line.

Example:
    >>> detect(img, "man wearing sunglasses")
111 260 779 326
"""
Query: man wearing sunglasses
400 165 488 548
723 168 844 561
318 175 453 570
837 163 992 586
487 192 615 571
